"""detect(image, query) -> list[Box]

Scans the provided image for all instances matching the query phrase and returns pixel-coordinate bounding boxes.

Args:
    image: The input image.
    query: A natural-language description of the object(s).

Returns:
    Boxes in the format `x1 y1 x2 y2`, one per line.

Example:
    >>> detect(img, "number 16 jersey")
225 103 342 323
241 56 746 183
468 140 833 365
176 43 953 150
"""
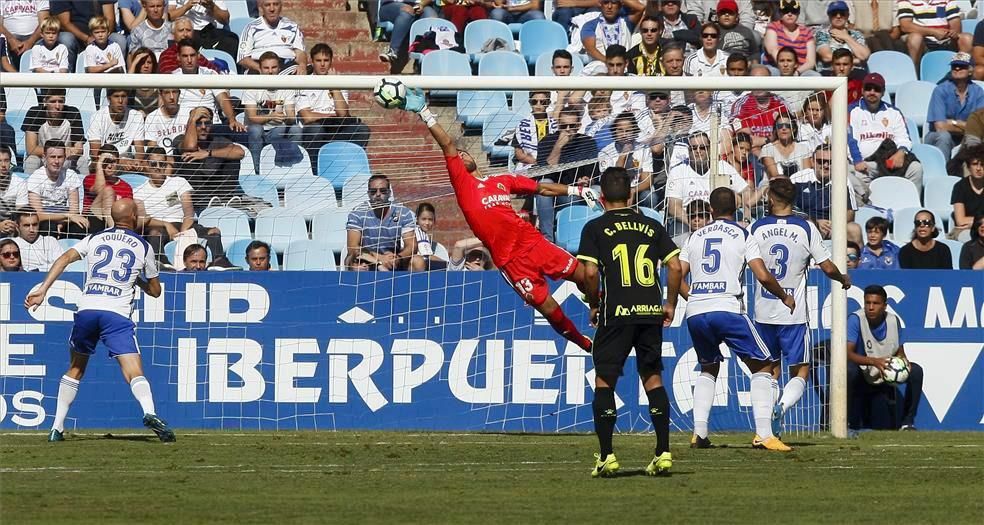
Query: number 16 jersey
681 219 761 317
72 228 159 318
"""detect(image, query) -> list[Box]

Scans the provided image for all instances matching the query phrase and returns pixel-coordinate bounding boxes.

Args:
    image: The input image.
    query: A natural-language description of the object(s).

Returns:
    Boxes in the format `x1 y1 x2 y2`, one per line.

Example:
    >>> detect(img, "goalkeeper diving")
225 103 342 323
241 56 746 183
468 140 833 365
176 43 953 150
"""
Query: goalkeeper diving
397 87 600 352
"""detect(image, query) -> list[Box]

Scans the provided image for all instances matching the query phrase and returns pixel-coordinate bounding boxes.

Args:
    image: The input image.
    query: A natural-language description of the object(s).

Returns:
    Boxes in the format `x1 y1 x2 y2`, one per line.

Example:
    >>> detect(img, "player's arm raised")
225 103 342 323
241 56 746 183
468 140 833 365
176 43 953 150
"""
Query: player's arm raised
536 182 600 209
748 258 795 313
402 88 457 157
24 249 82 310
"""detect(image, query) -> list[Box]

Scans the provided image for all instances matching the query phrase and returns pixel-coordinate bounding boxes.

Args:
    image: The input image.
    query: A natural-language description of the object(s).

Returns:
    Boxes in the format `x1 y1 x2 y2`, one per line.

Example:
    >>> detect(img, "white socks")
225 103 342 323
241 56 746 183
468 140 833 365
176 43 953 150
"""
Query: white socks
129 376 156 415
52 375 79 432
751 372 775 439
779 376 807 414
692 372 716 439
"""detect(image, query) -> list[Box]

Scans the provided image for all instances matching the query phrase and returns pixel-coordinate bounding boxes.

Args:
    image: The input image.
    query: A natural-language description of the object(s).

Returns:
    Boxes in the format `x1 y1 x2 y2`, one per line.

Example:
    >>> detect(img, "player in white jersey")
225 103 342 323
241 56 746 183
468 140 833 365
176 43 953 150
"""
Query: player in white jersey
25 199 174 443
750 178 851 437
679 188 795 452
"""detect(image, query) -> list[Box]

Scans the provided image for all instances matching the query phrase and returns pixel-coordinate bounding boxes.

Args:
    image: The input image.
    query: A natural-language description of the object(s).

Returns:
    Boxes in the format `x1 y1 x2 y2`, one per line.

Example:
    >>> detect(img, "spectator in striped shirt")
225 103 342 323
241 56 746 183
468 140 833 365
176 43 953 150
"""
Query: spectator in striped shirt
763 0 815 74
898 0 972 66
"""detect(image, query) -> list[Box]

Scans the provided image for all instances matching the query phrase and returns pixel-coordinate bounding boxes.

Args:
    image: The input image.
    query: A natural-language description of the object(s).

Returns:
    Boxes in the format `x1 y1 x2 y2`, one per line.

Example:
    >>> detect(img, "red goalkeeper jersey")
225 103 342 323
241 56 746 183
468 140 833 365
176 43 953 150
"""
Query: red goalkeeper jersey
446 155 541 267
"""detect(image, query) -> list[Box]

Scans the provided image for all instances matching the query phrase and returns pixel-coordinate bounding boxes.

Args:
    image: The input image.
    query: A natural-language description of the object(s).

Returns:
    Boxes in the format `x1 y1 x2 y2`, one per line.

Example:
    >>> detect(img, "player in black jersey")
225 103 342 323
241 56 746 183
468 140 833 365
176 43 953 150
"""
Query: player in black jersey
577 167 683 478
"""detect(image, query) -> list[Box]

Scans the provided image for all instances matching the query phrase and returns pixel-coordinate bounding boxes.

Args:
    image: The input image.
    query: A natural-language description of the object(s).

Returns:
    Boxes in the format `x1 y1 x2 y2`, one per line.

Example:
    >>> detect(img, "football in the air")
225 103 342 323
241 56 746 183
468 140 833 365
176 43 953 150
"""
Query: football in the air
882 356 910 384
374 78 407 109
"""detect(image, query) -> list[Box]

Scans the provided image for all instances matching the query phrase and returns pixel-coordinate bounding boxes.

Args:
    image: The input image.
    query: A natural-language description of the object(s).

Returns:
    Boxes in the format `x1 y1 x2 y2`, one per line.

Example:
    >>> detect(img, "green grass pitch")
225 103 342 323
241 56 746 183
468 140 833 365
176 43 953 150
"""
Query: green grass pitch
2 431 982 523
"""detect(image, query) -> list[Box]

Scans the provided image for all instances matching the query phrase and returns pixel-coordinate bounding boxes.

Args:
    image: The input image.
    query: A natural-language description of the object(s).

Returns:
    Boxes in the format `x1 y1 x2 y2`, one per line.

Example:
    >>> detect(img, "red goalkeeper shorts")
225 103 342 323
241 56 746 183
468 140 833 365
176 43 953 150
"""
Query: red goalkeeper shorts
499 237 578 307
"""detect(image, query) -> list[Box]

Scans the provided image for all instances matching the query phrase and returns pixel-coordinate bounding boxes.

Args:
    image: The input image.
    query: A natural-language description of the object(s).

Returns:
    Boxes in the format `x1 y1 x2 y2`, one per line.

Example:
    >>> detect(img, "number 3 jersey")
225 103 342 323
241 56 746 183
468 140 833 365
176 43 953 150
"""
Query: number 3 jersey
681 219 760 317
72 228 159 318
577 208 679 326
750 214 829 324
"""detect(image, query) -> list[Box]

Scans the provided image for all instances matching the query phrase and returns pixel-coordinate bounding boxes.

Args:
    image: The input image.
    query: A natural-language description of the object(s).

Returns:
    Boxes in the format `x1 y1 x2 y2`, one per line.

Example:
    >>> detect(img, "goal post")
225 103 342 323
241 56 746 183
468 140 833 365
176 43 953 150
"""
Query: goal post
1 72 849 437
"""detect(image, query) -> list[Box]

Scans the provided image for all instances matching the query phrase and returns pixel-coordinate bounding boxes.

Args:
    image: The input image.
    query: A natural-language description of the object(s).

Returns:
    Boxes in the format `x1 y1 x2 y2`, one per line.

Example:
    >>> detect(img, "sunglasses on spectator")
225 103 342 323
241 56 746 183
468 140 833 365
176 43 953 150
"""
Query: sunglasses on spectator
530 99 549 106
148 160 169 167
815 158 831 166
702 33 719 39
560 122 580 130
369 188 391 195
914 219 934 227
1 250 20 258
951 64 969 71
829 10 848 17
195 120 213 127
847 253 859 261
776 122 793 129
649 93 669 100
689 144 709 150
863 84 883 93
780 8 800 14
640 27 660 33
718 10 736 15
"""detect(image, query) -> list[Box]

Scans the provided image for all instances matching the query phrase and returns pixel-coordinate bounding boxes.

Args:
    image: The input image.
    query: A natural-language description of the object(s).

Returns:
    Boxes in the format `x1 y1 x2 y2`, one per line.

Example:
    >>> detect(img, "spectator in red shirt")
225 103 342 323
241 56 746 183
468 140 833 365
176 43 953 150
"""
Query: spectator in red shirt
157 17 222 74
84 145 133 226
730 65 791 153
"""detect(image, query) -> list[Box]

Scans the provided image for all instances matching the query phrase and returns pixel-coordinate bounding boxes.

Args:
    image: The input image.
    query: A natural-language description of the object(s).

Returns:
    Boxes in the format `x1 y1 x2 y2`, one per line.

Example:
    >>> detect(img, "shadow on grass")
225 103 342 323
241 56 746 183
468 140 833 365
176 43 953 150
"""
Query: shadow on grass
72 433 158 443
606 469 690 478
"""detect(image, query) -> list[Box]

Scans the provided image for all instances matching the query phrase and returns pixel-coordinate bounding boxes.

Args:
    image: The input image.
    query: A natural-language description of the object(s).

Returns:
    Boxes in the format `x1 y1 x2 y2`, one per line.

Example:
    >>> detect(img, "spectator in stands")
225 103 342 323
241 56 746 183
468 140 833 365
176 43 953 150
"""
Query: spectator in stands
84 145 134 227
118 0 144 32
672 197 711 247
925 53 984 159
659 42 687 105
172 39 244 132
182 243 208 271
87 86 146 171
0 34 15 72
30 16 68 73
828 47 863 103
688 90 715 134
439 1 488 33
549 50 576 119
245 239 272 271
26 140 91 237
0 0 48 68
791 143 858 241
0 238 23 271
490 0 544 24
959 213 984 268
377 0 438 70
83 16 125 73
12 209 64 271
814 1 869 72
577 0 640 75
858 216 900 269
760 114 811 179
974 19 984 81
127 48 161 116
144 88 184 155
598 111 655 206
665 131 750 231
847 284 924 431
168 0 239 60
238 0 306 75
763 0 815 73
298 43 371 174
730 65 790 153
799 95 831 151
0 148 24 232
409 201 447 271
127 0 171 58
49 0 127 70
447 238 493 271
716 0 758 59
627 16 664 76
134 146 236 269
175 106 246 211
684 21 729 77
21 88 86 175
344 174 417 271
656 0 699 51
715 51 748 121
535 108 599 241
552 0 597 31
726 131 756 186
898 0 972 66
158 17 222 74
899 209 952 269
846 240 861 269
951 144 984 234
243 52 301 173
849 72 924 195
512 91 556 173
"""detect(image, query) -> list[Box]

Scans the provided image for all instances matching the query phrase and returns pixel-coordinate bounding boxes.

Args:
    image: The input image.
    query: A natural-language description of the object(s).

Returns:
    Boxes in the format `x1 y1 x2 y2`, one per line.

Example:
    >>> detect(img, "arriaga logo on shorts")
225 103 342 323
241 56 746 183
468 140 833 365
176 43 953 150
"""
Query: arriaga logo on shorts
614 304 663 316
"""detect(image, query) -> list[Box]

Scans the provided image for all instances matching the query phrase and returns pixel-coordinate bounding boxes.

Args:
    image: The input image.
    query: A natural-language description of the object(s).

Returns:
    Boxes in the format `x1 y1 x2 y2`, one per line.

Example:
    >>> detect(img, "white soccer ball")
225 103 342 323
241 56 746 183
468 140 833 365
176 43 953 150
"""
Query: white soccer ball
882 356 910 384
373 78 407 109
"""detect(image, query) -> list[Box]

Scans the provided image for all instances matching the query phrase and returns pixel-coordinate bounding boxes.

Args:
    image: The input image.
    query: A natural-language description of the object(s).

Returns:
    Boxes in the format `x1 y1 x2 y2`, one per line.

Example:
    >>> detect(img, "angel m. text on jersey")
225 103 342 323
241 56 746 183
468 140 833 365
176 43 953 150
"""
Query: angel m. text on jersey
603 221 656 237
758 225 799 243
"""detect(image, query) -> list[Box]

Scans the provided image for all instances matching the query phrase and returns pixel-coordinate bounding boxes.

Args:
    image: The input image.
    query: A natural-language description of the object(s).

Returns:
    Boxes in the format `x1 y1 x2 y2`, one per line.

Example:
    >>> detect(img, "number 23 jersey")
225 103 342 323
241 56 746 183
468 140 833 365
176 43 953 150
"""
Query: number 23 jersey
72 228 159 318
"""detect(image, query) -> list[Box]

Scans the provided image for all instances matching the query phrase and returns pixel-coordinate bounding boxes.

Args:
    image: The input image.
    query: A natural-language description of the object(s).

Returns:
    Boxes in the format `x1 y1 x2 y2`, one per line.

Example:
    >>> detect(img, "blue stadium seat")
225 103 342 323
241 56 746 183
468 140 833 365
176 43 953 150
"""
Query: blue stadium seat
906 117 922 145
534 50 584 76
890 206 925 242
59 238 78 251
18 48 32 72
65 259 87 272
920 50 956 83
317 141 370 191
923 175 959 223
254 208 309 255
869 177 921 211
409 18 458 62
284 240 337 270
420 50 472 98
5 88 36 157
66 87 97 115
226 238 281 270
867 51 917 96
456 90 508 128
163 239 210 266
119 173 148 189
478 50 529 76
556 205 603 253
511 90 531 115
340 173 373 209
912 143 948 179
482 111 524 160
311 209 350 254
258 143 314 189
939 238 964 269
285 177 339 218
641 207 664 224
962 18 978 35
519 20 568 65
198 207 253 249
226 1 250 21
853 206 886 228
200 49 237 74
229 17 252 38
893 81 935 130
463 20 515 64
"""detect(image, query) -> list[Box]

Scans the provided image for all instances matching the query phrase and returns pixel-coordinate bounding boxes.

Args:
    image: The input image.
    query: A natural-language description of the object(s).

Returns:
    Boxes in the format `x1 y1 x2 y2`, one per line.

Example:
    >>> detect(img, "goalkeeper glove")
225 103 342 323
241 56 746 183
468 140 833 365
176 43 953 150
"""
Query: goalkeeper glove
568 185 601 210
402 87 427 113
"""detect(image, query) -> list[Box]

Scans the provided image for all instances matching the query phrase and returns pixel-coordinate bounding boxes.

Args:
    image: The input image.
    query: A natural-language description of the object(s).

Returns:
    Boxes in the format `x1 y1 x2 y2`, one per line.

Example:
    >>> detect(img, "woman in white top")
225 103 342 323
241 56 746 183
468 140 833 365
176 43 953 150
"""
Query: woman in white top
798 95 831 151
760 114 812 180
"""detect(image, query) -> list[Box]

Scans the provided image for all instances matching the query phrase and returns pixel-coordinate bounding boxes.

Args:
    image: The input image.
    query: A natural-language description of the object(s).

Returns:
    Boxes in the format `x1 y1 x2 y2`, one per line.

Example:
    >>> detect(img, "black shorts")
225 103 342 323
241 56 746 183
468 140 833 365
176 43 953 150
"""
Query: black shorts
592 323 664 380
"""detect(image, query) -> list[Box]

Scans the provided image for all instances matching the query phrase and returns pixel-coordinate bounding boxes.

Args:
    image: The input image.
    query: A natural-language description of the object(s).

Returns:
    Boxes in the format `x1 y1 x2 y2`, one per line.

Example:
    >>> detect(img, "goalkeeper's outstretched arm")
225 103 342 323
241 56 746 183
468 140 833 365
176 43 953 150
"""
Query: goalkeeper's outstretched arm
403 88 457 157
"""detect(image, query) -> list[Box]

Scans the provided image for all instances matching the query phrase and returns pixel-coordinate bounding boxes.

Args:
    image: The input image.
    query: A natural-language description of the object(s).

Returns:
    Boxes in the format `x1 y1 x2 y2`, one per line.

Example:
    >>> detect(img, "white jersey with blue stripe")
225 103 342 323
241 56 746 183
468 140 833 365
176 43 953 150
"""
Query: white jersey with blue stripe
71 228 158 318
750 215 829 324
681 219 760 317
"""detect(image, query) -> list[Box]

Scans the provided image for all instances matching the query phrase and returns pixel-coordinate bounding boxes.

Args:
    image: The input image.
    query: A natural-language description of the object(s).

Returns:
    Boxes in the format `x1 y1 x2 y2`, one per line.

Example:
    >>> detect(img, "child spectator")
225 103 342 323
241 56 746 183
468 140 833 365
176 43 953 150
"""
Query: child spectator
243 52 301 173
410 202 448 271
858 216 900 269
84 16 125 73
30 17 69 73
846 241 861 270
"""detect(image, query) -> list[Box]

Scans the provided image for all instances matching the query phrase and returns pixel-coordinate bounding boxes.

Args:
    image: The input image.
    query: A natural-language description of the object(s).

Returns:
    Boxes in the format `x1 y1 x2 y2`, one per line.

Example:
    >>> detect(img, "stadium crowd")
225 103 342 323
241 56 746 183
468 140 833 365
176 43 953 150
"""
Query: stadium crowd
2 0 984 271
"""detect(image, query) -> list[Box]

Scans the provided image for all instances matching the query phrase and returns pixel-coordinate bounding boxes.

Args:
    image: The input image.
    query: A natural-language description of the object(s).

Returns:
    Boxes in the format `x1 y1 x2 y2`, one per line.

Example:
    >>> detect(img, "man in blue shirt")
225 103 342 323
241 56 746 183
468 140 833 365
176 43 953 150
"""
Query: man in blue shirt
858 216 900 269
925 52 984 159
345 174 417 271
846 285 924 430
792 144 858 240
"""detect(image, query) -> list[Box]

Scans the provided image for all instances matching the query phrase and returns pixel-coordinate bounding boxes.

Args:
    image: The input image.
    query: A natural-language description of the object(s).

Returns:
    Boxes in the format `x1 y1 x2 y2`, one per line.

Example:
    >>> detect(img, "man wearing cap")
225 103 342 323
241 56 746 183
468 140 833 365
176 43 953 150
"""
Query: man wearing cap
898 0 972 66
848 72 924 194
815 1 870 72
716 0 759 59
925 52 984 159
684 0 755 30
